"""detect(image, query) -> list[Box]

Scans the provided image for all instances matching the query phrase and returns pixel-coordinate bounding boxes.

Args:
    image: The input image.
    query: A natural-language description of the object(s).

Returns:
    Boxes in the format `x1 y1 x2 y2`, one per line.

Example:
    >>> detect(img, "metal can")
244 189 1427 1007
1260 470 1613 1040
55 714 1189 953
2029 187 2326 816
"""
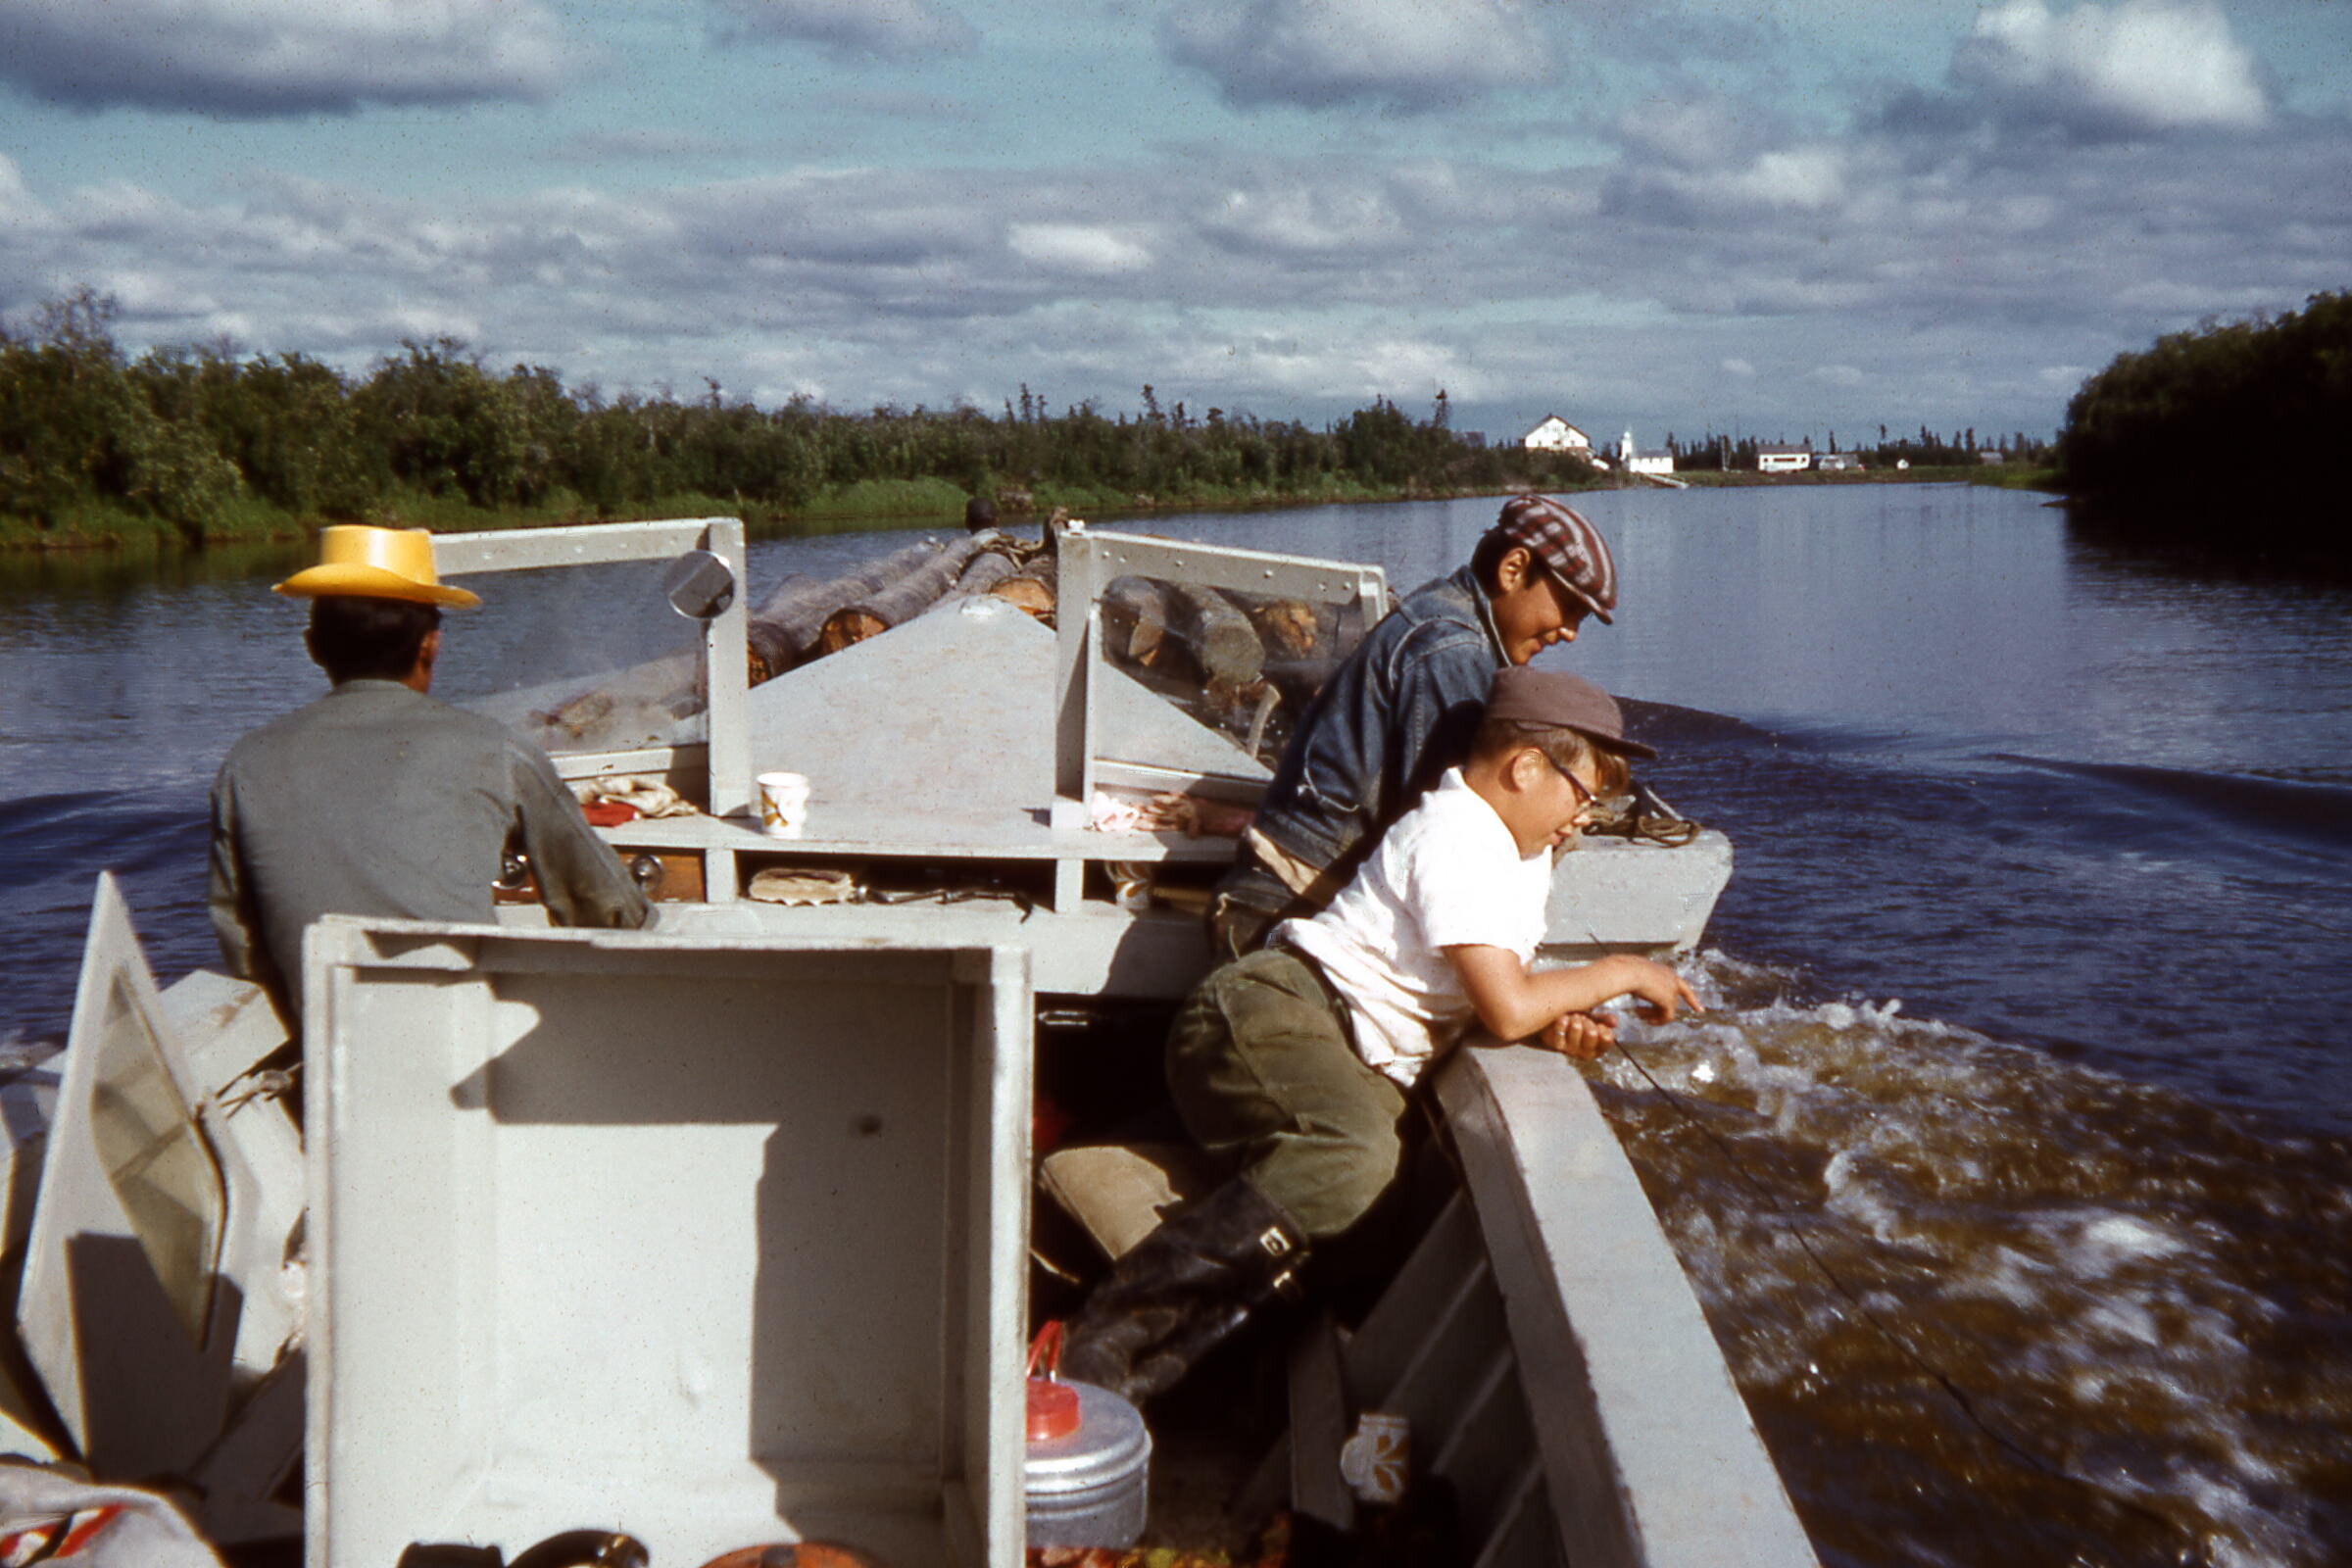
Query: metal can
1023 1379 1152 1549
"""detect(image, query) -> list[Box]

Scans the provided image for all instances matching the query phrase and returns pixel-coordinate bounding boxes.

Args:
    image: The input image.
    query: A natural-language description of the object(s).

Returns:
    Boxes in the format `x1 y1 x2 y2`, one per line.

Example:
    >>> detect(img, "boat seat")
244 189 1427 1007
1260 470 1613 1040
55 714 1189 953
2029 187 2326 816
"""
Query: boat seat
1037 1142 1218 1260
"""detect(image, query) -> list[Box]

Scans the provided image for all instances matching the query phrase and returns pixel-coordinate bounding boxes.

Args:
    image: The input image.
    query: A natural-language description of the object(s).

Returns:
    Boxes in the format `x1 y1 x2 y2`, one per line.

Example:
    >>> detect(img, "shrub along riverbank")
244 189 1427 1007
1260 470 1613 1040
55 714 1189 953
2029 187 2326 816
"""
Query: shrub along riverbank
2 285 2058 556
0 289 1596 554
2057 290 2349 567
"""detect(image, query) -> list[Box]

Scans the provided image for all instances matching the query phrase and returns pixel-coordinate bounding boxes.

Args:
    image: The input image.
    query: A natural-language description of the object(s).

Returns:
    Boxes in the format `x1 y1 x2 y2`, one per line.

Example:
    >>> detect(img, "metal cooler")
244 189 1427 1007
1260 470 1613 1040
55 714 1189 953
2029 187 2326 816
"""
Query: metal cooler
302 918 1032 1568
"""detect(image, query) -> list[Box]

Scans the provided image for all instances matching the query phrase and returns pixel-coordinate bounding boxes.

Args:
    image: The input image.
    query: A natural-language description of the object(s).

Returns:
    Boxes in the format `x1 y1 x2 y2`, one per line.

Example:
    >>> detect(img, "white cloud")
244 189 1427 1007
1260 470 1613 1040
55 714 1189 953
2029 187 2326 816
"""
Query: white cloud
1007 223 1154 276
709 0 977 59
1204 185 1405 255
1616 94 1788 172
0 0 586 115
1165 0 1550 112
0 153 56 231
9 100 2348 446
1227 331 1474 400
1952 0 2268 138
1609 142 1852 218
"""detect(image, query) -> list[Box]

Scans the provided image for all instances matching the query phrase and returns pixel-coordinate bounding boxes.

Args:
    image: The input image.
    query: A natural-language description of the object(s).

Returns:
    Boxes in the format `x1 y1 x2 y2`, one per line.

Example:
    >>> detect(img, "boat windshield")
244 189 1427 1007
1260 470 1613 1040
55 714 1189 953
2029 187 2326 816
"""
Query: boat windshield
446 557 713 759
1096 576 1373 773
1059 532 1387 808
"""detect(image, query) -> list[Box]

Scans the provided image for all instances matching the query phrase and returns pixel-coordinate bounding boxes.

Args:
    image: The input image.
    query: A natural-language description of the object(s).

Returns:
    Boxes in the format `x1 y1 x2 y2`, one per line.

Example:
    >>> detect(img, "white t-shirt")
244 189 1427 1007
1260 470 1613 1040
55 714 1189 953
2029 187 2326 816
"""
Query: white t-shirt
1275 767 1553 1088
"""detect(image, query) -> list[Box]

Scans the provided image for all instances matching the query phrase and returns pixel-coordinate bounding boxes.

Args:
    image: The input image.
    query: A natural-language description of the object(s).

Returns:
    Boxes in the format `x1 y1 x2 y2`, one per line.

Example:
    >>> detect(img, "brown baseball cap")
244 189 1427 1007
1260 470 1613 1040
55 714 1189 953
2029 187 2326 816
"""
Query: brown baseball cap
1492 495 1617 624
1486 666 1655 759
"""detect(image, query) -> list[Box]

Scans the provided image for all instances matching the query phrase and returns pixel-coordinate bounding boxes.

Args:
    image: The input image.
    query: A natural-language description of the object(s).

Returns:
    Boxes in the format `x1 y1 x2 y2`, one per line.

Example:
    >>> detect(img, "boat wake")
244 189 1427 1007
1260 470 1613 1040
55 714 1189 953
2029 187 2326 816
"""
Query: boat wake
1608 695 2352 1139
1598 950 2352 1568
0 786 214 1054
1992 751 2352 860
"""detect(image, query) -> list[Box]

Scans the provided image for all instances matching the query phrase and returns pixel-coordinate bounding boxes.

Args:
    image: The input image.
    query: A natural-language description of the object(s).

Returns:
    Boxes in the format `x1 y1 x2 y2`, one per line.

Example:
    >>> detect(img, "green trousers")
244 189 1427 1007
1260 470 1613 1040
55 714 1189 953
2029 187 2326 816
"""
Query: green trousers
1165 949 1409 1240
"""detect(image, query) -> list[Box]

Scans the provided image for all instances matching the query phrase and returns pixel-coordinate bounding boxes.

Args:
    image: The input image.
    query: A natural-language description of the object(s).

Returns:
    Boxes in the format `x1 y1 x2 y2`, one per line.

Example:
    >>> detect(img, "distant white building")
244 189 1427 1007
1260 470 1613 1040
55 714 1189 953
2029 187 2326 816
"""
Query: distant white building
1617 431 1675 476
1756 445 1812 473
1521 416 1592 454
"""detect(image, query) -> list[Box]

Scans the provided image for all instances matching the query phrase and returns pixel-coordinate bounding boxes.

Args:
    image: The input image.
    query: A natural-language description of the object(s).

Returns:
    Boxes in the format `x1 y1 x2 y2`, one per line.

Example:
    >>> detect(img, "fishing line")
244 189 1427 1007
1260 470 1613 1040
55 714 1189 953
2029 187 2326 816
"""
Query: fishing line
1601 994 2207 1563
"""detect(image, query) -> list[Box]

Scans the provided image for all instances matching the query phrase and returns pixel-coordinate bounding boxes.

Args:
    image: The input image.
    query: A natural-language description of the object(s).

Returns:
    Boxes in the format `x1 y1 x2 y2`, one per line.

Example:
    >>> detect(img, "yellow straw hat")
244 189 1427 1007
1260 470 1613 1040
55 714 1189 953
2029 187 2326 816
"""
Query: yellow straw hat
272 525 480 608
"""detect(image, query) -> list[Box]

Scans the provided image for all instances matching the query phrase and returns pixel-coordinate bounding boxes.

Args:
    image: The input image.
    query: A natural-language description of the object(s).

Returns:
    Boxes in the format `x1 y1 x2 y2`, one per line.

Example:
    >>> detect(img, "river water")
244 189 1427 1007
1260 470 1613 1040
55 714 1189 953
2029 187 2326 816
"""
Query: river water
3 485 2348 1564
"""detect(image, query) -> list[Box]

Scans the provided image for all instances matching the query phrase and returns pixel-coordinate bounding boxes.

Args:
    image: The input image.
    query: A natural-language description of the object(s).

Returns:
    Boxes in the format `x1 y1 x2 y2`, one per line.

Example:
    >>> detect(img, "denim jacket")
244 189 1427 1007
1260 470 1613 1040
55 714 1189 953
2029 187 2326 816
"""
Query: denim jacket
1248 564 1507 894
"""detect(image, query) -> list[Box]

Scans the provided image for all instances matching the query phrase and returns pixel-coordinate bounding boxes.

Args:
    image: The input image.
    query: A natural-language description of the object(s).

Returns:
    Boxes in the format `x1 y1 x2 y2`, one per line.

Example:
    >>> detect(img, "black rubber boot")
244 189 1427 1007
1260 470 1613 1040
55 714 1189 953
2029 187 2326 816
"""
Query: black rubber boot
1059 1177 1309 1403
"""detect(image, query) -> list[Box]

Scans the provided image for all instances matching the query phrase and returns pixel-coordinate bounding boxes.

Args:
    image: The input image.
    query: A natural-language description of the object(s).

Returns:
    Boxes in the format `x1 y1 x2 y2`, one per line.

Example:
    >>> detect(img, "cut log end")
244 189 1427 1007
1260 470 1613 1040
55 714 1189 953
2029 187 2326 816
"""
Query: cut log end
813 608 890 655
988 577 1056 622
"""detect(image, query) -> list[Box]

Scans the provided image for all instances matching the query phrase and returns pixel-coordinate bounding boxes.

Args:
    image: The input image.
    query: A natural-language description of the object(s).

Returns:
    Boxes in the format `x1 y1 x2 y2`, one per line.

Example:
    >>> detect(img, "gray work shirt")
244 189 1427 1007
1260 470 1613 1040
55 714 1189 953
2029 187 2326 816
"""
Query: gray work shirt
209 678 653 1009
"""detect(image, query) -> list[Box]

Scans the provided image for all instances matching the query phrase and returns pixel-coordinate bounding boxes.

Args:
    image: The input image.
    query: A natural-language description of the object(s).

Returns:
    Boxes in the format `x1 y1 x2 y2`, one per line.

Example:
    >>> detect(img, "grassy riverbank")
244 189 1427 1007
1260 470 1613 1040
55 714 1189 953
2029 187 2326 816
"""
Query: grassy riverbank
4 288 2068 559
0 474 1545 556
4 291 1609 556
0 464 2063 558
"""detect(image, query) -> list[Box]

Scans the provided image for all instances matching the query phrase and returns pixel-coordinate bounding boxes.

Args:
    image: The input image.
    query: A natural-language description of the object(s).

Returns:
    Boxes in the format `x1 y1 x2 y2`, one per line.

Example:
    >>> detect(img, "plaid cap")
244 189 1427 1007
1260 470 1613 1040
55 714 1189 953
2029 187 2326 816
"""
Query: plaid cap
1487 666 1656 759
1493 495 1617 624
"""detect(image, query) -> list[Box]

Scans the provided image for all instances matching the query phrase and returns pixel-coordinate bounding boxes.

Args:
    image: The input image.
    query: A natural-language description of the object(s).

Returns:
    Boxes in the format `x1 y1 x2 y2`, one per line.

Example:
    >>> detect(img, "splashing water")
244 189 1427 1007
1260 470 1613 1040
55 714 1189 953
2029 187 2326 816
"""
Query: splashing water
1594 952 2352 1567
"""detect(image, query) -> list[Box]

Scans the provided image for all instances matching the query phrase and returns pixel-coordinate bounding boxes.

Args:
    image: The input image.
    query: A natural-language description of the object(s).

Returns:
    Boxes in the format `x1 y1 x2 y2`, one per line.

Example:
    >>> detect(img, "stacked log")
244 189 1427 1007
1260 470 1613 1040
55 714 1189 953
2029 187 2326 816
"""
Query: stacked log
1238 596 1323 659
746 572 810 685
812 534 990 654
746 537 988 681
1102 576 1176 669
1095 574 1281 693
1165 582 1264 694
920 546 1021 616
742 535 1321 708
987 549 1057 623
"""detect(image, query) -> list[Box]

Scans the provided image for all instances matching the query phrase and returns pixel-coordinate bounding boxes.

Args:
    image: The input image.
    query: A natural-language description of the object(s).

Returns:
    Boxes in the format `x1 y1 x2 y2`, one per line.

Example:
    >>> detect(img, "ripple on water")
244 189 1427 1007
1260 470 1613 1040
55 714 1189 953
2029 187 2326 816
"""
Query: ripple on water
1592 950 2352 1568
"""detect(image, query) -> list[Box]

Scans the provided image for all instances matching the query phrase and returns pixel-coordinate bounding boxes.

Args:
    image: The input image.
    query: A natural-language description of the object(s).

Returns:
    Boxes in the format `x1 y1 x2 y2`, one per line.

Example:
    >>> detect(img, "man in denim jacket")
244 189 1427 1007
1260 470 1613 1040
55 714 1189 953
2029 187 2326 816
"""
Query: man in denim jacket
1209 496 1619 956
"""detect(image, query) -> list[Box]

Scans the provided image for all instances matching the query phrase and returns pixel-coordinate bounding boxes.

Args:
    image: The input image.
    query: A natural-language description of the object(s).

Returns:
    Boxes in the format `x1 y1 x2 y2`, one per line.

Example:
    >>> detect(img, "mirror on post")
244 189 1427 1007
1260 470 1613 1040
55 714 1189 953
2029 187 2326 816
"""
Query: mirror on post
663 548 737 620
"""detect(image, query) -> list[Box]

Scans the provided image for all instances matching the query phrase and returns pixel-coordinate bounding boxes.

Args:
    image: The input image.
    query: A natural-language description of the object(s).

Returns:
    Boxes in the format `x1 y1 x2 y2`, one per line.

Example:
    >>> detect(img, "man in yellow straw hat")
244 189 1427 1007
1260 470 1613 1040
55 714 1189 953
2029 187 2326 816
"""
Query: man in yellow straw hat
209 525 651 1015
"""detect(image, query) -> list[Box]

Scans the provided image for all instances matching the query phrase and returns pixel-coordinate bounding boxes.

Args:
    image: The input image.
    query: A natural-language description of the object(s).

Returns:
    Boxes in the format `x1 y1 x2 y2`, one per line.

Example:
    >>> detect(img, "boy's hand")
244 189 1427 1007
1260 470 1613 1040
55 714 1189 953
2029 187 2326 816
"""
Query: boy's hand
1615 956 1703 1023
1543 1010 1616 1060
1450 945 1704 1045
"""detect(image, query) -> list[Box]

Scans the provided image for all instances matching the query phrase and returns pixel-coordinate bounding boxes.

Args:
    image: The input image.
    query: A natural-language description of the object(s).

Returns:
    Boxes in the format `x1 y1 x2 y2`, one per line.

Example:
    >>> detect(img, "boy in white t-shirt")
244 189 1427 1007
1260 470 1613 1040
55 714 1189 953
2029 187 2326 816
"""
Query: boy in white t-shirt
1063 666 1699 1402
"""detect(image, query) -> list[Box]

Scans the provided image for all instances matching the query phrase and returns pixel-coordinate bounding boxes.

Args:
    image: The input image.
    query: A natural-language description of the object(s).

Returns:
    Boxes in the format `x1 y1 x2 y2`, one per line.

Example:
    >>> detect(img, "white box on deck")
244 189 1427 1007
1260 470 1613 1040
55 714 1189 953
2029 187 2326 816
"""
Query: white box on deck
302 918 1033 1568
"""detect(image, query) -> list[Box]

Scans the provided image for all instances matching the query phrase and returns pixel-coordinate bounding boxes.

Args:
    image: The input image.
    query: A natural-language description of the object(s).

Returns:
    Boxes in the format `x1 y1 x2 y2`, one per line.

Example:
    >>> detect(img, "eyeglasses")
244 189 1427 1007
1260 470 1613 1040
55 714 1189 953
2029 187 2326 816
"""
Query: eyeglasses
1544 753 1598 815
1535 560 1591 625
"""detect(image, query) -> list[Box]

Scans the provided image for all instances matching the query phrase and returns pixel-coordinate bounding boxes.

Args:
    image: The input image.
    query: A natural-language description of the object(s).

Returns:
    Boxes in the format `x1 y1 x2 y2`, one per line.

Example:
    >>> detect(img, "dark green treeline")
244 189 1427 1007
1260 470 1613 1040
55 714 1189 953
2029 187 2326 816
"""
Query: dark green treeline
0 289 1590 548
2058 290 2350 565
1665 428 2051 469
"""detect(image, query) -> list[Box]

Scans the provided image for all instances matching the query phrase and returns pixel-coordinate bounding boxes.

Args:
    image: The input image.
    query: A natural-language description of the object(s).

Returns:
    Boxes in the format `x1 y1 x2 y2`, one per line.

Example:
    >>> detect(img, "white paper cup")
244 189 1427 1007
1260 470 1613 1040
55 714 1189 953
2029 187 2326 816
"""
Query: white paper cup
1338 1410 1410 1504
757 771 811 837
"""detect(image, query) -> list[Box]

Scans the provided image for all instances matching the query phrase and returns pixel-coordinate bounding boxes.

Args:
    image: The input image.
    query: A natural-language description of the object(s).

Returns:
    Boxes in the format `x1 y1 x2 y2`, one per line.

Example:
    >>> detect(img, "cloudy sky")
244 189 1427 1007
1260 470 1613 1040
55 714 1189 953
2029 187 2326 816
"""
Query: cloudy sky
2 0 2345 447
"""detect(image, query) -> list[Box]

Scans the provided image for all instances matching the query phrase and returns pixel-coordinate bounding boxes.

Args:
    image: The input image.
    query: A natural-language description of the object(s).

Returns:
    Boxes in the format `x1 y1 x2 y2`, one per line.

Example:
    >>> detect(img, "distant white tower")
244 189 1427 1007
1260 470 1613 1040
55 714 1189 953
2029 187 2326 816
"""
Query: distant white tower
1619 430 1637 464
